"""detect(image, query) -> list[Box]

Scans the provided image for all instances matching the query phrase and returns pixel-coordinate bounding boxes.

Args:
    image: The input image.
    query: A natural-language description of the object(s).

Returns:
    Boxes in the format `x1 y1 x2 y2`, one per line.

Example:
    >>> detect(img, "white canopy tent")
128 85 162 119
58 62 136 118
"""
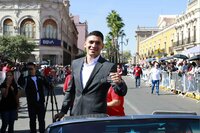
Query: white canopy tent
182 45 200 55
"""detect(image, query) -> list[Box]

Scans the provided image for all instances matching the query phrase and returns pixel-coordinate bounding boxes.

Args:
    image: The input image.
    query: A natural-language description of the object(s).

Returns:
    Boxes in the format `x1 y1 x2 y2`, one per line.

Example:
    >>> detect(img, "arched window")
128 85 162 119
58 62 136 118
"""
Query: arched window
3 19 13 35
20 19 36 39
43 19 57 39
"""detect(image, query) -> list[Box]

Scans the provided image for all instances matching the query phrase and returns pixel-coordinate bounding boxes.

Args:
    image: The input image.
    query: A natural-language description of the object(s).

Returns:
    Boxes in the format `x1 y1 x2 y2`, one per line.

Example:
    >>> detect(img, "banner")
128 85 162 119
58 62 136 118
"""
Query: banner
40 39 61 46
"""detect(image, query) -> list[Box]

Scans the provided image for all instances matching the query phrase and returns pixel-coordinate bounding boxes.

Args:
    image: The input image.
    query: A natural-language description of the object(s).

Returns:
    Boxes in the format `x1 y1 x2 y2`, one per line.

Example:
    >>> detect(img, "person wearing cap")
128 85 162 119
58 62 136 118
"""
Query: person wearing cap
54 30 127 120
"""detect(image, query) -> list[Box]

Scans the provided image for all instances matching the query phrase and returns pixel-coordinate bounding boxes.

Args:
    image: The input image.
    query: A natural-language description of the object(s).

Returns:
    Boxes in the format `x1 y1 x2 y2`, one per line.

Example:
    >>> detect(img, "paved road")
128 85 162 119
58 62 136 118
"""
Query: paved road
123 75 200 115
1 76 199 132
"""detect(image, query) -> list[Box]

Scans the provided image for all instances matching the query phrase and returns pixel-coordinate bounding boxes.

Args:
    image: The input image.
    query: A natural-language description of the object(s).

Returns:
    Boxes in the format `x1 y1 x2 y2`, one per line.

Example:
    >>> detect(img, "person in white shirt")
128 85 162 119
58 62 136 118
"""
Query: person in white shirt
18 62 52 133
150 62 162 95
54 31 127 121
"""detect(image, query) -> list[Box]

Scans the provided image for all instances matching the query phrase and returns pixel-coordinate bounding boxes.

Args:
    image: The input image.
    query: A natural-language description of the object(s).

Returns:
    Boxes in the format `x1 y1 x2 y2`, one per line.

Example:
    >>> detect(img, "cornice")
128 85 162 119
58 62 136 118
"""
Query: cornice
0 1 64 10
0 2 40 10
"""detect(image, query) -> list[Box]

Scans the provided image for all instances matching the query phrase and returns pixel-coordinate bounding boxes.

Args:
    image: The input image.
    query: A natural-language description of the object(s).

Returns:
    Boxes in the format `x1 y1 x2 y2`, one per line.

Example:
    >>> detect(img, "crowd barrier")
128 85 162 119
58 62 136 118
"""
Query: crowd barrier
161 71 200 94
142 69 200 100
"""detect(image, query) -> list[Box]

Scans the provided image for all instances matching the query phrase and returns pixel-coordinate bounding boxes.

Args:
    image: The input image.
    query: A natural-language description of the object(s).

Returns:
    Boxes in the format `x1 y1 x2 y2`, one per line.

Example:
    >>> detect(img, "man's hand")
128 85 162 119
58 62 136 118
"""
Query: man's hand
110 72 122 85
54 112 65 122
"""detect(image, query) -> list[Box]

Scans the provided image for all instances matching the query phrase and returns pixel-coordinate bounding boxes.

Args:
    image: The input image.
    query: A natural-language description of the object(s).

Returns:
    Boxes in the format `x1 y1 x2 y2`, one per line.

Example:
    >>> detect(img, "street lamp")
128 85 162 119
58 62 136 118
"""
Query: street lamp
118 35 128 63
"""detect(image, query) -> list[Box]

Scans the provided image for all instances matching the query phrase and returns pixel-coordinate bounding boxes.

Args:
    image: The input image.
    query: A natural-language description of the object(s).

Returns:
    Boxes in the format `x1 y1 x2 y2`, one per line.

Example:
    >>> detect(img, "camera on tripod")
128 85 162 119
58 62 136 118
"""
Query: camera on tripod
45 74 59 122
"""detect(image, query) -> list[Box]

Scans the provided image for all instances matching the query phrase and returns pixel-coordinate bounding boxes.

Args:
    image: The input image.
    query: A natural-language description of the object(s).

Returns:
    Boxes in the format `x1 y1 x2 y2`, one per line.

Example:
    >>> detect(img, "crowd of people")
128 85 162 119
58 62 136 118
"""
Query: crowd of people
0 62 72 133
130 58 200 95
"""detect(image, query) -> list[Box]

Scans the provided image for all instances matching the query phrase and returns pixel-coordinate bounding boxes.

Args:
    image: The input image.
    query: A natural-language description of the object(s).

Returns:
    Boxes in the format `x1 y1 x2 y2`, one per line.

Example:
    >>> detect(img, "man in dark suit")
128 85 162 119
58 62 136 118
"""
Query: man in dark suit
54 31 127 120
18 62 51 133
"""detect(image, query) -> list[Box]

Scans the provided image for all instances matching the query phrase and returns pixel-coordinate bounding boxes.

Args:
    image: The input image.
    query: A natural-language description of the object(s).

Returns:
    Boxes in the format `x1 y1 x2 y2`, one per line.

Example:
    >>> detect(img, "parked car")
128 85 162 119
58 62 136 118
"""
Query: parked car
46 112 200 133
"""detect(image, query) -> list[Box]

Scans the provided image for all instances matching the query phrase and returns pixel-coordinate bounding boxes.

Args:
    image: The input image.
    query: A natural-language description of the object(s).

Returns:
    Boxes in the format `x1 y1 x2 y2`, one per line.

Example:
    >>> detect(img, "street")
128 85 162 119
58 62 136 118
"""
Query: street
123 75 200 115
1 75 200 132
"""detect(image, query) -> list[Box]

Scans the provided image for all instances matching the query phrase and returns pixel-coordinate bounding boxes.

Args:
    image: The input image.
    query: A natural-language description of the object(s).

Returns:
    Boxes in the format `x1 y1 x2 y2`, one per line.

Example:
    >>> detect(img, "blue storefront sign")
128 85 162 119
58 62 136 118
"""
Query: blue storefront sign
40 39 61 46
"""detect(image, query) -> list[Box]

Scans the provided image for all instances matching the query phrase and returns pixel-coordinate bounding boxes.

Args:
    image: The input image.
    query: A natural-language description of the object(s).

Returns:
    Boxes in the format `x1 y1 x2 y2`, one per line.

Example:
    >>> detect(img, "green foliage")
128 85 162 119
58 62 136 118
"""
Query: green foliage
123 50 132 60
0 35 36 62
106 10 125 38
106 10 125 63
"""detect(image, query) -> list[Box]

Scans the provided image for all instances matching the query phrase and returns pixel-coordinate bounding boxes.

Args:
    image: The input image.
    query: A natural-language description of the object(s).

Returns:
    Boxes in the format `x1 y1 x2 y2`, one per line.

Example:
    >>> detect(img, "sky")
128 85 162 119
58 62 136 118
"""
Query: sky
69 0 188 55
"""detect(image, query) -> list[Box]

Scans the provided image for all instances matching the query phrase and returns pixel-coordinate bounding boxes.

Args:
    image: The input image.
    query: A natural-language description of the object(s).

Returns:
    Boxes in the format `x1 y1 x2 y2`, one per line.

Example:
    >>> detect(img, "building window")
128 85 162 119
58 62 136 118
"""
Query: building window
43 19 57 39
181 31 184 45
177 33 179 45
3 19 13 36
20 19 36 39
164 42 166 51
193 26 196 42
188 28 190 43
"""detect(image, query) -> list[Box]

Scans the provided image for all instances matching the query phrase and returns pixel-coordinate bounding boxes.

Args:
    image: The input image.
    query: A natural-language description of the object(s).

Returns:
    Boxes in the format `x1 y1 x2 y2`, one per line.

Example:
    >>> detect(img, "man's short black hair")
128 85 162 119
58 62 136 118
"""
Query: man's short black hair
87 30 104 42
27 62 36 67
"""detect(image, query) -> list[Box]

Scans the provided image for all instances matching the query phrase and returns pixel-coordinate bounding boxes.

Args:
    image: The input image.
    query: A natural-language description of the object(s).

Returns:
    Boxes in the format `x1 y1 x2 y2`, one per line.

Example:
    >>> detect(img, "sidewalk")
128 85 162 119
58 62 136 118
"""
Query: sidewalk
0 83 65 133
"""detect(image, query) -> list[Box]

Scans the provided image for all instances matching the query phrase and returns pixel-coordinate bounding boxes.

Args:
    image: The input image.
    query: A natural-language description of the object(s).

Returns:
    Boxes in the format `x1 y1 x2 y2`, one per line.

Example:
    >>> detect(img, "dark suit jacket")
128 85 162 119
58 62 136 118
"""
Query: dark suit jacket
18 75 50 107
61 56 127 116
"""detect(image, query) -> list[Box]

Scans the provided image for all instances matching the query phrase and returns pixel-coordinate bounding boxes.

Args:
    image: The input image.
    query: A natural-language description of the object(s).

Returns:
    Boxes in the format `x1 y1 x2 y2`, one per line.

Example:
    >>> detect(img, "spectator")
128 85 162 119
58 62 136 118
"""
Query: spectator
150 62 162 95
107 86 125 116
0 70 19 133
133 64 143 88
117 64 123 79
18 62 52 133
2 63 10 72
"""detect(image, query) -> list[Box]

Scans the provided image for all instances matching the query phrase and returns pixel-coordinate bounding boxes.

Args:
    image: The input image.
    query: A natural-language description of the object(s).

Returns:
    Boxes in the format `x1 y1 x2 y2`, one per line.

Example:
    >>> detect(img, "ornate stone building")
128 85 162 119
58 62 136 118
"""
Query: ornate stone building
0 0 78 65
135 0 200 63
174 0 200 53
135 26 160 62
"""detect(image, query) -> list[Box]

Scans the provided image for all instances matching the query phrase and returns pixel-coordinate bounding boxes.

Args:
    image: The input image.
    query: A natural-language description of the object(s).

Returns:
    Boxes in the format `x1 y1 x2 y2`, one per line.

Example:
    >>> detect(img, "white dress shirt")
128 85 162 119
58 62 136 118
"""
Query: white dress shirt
31 76 40 101
81 55 100 88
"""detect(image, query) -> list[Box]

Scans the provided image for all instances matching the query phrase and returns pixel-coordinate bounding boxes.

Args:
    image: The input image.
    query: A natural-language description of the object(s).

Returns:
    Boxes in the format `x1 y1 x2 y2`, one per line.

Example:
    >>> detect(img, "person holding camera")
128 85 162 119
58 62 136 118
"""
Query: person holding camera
18 62 52 133
0 70 19 133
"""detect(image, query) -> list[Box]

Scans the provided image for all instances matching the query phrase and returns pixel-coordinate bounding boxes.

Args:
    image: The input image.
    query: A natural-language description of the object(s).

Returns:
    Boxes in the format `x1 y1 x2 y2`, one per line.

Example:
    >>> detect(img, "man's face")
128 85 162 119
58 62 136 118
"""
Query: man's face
196 60 200 65
154 63 159 68
84 35 104 58
27 65 36 76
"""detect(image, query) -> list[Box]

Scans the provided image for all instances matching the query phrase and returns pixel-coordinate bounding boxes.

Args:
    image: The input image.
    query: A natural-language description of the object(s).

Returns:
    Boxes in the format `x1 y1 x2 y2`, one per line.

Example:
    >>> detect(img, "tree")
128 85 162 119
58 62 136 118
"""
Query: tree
123 50 132 63
106 10 125 38
106 10 125 63
0 35 36 62
104 35 113 61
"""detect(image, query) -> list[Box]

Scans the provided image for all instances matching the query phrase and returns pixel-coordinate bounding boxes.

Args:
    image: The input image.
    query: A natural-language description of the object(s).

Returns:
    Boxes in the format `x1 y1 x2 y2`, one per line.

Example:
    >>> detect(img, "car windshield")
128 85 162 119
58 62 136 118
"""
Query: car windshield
49 118 200 133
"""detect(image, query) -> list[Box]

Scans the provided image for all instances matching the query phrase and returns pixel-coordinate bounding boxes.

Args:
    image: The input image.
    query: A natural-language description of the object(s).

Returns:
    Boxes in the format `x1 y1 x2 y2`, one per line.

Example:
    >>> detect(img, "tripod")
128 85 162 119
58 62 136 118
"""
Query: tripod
45 86 59 123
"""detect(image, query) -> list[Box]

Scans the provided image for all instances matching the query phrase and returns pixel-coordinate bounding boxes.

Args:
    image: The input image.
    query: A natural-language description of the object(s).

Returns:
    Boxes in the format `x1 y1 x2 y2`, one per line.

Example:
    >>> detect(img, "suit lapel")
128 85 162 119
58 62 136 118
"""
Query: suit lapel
75 58 84 90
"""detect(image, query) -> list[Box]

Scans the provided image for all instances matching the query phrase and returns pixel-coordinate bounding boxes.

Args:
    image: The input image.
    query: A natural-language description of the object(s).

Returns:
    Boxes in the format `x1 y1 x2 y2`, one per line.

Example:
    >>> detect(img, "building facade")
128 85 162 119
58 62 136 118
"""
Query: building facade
174 0 200 53
135 0 200 63
72 15 88 55
139 24 176 60
0 0 78 65
135 26 160 62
